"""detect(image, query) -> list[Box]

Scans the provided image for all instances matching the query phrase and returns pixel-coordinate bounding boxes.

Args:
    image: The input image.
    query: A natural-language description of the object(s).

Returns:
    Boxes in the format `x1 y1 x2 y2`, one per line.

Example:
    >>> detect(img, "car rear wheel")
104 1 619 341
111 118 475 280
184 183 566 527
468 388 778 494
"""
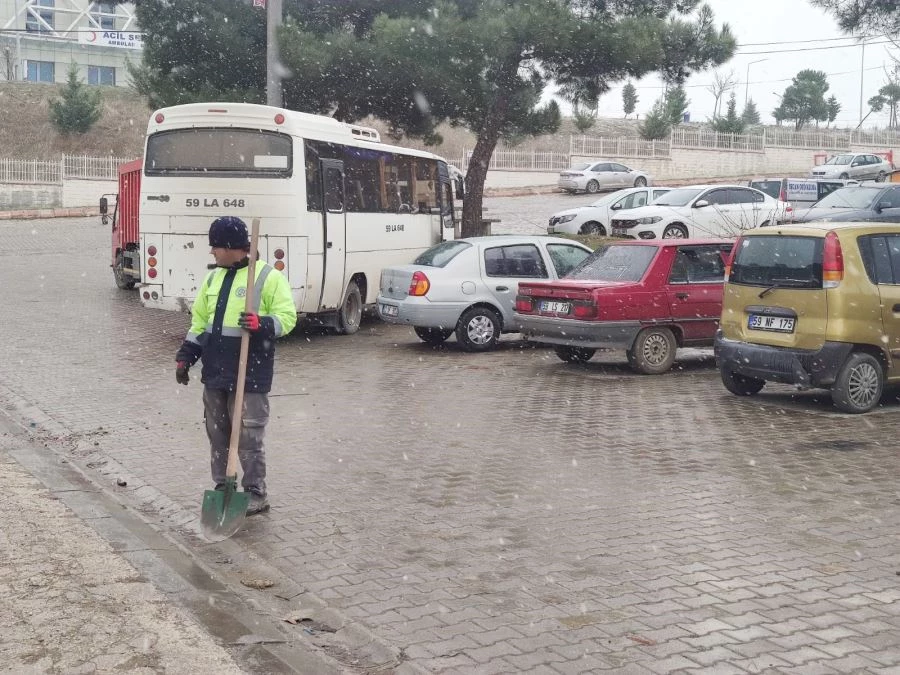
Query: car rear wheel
628 327 676 374
586 180 600 194
633 176 647 187
336 280 363 335
839 172 849 179
554 346 596 363
719 365 765 396
414 326 453 345
662 224 688 239
456 306 501 352
580 221 605 235
831 352 883 414
876 171 887 182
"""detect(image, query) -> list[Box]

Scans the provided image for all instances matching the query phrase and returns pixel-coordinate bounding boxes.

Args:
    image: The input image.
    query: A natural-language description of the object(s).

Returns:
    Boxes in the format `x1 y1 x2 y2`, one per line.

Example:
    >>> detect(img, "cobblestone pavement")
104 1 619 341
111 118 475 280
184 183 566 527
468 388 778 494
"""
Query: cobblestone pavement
4 211 900 673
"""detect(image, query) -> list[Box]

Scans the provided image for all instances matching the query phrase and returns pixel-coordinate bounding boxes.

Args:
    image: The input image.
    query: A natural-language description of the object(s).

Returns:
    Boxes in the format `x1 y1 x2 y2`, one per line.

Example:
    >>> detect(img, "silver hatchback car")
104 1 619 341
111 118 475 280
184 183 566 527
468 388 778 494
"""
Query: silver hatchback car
377 236 592 351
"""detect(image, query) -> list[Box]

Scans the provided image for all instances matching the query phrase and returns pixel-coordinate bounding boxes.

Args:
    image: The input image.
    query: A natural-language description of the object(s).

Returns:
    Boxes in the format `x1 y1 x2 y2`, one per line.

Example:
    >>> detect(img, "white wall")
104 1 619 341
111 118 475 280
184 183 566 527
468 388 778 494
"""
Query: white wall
62 178 116 208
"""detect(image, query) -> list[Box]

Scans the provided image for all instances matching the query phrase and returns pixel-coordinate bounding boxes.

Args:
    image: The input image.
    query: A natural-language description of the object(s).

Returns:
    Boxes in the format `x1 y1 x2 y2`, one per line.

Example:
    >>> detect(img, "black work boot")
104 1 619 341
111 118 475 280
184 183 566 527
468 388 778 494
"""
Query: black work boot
246 492 270 516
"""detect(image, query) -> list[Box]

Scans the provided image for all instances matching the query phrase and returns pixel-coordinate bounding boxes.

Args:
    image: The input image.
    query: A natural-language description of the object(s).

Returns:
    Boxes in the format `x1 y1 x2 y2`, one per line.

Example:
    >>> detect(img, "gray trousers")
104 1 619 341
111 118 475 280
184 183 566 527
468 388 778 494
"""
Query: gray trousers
203 388 269 497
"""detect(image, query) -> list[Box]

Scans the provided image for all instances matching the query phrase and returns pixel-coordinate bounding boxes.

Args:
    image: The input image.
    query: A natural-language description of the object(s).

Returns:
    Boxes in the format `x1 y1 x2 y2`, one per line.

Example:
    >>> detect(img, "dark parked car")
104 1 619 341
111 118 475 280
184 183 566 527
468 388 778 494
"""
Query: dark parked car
792 184 900 224
515 239 733 374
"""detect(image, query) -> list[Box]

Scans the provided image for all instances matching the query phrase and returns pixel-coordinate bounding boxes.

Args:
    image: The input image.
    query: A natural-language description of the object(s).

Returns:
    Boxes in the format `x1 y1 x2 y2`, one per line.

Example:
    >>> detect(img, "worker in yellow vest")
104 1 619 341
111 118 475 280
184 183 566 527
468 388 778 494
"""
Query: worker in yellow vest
175 217 297 516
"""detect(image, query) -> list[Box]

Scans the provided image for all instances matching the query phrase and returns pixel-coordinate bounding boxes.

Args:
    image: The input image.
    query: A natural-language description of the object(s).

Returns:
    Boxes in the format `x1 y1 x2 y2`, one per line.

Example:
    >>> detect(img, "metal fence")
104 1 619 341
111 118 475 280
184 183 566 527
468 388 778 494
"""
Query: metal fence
762 128 852 150
570 135 670 158
63 154 131 179
461 147 570 171
0 158 61 184
0 154 133 184
670 127 766 153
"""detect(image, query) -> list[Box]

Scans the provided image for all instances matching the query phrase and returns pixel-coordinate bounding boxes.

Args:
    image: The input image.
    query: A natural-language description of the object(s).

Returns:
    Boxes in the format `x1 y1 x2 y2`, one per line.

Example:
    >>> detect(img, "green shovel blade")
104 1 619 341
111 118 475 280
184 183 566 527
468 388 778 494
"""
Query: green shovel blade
200 477 249 541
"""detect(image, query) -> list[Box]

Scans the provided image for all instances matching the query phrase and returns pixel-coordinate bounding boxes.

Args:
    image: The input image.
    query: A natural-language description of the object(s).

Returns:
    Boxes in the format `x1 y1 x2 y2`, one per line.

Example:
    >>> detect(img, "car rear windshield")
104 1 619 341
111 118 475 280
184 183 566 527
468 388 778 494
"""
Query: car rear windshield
566 244 657 282
750 180 782 199
814 186 880 209
145 128 293 177
730 236 823 288
414 240 471 267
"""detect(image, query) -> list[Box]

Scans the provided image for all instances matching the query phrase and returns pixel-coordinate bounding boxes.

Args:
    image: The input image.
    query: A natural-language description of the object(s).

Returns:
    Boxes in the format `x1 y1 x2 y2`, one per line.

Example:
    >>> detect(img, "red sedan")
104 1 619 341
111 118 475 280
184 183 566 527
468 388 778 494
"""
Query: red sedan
515 239 734 374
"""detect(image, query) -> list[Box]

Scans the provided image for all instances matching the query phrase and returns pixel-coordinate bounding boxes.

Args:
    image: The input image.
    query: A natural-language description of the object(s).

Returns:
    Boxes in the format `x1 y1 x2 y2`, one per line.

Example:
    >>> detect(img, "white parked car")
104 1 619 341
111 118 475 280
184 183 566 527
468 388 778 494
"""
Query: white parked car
377 236 592 351
557 160 652 194
609 184 785 240
809 153 893 181
547 186 671 236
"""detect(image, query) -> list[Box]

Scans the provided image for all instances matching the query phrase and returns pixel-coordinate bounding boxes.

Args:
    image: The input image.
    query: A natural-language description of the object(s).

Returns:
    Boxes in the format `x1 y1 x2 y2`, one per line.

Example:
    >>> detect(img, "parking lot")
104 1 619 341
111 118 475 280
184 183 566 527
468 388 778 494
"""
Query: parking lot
4 204 900 673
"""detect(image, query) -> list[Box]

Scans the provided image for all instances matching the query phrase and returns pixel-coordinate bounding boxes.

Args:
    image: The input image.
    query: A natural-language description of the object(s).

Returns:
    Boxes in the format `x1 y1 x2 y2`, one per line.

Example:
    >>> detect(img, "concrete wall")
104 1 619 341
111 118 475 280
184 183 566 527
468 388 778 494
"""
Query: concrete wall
0 182 60 209
62 178 116 208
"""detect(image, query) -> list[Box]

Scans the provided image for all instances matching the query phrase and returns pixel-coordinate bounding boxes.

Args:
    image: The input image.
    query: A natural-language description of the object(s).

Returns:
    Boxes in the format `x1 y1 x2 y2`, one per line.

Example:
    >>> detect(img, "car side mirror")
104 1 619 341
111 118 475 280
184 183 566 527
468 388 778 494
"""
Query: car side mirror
693 199 710 208
611 203 623 210
876 202 887 213
851 162 860 167
99 196 108 215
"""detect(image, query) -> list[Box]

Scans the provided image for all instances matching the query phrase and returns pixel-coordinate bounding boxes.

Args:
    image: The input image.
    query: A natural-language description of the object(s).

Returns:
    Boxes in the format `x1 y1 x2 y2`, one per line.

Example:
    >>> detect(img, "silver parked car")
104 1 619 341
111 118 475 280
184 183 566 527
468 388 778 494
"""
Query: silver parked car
557 160 652 194
377 236 592 351
809 153 893 181
548 186 671 235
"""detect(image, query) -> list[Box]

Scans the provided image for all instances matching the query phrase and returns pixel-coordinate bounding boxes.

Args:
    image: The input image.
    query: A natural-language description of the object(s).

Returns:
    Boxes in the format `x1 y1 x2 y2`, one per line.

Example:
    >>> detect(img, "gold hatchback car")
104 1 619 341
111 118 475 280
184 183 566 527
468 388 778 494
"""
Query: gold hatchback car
715 222 900 413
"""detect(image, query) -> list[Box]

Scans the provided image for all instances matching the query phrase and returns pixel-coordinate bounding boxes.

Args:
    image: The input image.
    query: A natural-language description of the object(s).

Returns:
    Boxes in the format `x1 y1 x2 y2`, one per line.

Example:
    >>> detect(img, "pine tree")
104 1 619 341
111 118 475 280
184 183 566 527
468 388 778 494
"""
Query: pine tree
665 85 689 126
712 93 746 134
49 63 102 135
741 100 760 125
638 98 672 140
572 104 597 133
622 82 638 118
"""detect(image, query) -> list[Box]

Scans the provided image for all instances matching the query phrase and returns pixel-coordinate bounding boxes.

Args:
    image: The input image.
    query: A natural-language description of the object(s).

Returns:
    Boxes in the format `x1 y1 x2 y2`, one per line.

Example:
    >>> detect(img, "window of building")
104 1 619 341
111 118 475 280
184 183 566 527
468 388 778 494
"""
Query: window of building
88 65 115 86
26 60 55 83
89 2 116 30
25 0 54 33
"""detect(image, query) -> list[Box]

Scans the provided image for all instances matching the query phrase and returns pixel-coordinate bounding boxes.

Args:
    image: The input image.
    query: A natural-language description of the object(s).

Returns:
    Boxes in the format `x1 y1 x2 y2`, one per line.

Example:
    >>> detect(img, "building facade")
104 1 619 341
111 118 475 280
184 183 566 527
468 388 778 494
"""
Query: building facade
0 0 140 87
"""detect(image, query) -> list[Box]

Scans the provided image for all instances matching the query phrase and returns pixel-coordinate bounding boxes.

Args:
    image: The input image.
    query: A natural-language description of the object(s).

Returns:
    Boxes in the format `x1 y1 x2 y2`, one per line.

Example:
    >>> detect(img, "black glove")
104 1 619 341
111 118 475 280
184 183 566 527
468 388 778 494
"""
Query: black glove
175 361 190 386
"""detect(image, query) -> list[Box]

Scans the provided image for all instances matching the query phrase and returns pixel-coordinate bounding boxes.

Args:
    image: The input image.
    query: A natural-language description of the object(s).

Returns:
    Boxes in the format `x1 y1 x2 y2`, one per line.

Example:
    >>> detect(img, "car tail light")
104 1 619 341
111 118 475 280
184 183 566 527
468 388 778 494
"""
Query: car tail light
408 271 430 296
823 230 844 288
515 295 533 313
724 240 739 281
572 301 597 319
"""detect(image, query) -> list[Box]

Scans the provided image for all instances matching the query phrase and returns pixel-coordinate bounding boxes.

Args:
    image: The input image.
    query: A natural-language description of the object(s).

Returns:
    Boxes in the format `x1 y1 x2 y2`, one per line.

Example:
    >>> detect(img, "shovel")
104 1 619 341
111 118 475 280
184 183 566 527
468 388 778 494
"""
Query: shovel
201 217 260 541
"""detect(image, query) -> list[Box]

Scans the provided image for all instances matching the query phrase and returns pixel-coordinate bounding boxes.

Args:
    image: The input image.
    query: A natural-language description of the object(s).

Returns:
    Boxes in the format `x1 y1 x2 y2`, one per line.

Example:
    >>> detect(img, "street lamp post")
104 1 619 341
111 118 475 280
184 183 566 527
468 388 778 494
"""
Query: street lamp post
744 59 767 109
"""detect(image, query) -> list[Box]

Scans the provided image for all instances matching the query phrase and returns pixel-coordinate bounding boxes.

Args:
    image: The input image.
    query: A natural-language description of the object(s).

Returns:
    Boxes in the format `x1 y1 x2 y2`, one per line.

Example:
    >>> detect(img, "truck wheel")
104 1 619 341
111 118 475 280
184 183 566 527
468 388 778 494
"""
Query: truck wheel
628 327 676 374
555 346 596 363
456 306 501 352
831 352 883 414
414 326 453 345
113 251 135 290
719 365 765 396
337 280 363 335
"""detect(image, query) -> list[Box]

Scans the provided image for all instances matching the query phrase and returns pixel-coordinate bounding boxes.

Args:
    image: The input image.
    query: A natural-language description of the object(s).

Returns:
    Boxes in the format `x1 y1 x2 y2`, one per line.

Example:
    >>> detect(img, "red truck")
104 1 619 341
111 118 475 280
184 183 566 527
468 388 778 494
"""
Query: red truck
514 239 734 374
99 158 142 289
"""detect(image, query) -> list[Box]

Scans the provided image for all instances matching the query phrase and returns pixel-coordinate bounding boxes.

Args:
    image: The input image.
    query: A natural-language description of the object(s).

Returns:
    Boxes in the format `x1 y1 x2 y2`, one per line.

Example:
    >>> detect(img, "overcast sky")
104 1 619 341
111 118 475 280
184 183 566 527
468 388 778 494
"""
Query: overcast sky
551 0 897 129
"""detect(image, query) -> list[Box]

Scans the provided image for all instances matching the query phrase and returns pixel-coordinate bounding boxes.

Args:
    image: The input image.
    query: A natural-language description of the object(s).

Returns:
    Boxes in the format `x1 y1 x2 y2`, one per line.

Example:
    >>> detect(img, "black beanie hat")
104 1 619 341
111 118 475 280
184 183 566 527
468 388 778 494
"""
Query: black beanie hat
209 216 250 250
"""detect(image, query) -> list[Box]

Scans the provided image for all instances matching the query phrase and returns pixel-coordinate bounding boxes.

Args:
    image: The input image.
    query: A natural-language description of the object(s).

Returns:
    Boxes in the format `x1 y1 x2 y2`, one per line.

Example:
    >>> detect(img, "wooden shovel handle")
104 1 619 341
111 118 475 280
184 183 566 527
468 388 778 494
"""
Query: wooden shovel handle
225 217 260 478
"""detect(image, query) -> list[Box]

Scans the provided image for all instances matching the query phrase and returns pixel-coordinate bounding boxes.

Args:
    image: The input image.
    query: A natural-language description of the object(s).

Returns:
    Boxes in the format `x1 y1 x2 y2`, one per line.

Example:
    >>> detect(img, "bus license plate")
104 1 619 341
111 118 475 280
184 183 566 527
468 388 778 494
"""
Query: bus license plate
540 301 570 314
748 314 795 333
381 304 399 318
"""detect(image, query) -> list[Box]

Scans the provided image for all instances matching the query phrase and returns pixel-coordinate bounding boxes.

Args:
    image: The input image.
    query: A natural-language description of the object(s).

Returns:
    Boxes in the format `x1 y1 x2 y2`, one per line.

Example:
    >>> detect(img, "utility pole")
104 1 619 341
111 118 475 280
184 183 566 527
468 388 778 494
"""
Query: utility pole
266 0 283 107
744 59 766 109
859 39 866 126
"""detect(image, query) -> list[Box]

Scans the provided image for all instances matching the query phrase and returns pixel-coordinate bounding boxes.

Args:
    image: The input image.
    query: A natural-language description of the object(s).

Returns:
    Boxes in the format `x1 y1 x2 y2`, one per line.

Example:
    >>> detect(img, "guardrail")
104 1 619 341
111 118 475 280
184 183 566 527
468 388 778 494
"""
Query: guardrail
570 135 670 158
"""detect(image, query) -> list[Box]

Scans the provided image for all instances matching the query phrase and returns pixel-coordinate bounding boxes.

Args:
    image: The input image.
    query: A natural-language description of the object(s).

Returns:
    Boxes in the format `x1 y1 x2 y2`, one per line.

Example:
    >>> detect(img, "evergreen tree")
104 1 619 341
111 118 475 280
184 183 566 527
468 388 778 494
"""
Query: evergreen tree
811 0 900 35
638 98 671 140
773 70 830 130
712 93 746 134
741 99 760 125
825 95 841 127
49 63 102 135
665 85 690 126
572 104 597 133
622 82 638 118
